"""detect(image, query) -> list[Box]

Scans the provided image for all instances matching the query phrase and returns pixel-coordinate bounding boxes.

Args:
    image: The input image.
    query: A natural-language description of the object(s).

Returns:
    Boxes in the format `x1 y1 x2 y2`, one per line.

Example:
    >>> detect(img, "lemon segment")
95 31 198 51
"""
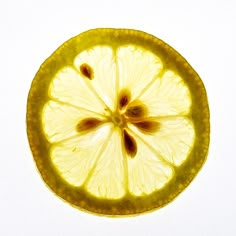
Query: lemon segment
117 45 163 100
127 135 173 196
49 66 107 114
74 46 117 111
138 70 192 116
42 100 104 143
86 128 126 199
128 117 195 166
50 124 112 187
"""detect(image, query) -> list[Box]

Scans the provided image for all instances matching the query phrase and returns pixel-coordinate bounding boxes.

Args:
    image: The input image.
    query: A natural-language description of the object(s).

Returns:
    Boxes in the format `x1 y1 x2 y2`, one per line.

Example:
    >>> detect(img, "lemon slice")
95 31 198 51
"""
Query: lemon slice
26 28 210 216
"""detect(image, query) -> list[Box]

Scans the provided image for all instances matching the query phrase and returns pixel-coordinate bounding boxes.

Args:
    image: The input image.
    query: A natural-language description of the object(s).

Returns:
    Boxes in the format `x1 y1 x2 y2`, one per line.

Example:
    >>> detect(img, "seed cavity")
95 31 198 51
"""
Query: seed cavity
118 89 131 110
76 118 102 133
80 63 94 80
123 129 137 158
133 121 160 134
125 101 148 119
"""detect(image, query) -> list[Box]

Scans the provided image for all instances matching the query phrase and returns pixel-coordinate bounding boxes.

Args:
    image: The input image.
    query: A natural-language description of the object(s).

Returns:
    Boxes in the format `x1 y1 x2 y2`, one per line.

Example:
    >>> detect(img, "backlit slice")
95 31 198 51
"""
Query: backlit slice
117 45 163 99
86 129 126 199
51 124 112 187
27 28 210 216
49 67 105 114
74 46 117 110
127 135 173 196
42 100 103 143
139 70 191 116
129 117 195 166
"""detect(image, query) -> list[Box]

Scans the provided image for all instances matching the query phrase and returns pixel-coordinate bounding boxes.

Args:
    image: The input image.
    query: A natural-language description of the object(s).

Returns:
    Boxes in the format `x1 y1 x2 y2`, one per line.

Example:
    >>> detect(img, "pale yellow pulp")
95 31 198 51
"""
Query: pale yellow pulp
42 45 195 199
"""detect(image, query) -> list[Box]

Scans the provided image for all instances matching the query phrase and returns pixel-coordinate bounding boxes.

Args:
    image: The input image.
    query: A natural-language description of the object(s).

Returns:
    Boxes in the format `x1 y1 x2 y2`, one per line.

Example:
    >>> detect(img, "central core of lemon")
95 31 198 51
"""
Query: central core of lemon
75 88 156 158
111 112 124 127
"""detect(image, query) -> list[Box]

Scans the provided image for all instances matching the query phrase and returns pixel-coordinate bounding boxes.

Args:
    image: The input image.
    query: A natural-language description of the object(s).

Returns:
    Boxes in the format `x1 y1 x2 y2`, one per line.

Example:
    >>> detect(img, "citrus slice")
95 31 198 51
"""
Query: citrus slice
26 28 210 216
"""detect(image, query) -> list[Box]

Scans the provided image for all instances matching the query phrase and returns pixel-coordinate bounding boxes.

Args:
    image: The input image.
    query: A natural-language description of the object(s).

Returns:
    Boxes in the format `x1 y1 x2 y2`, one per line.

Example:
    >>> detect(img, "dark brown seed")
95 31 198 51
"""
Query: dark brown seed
123 129 137 158
76 118 102 132
118 89 131 110
125 103 148 118
133 121 160 134
120 95 129 109
80 63 94 80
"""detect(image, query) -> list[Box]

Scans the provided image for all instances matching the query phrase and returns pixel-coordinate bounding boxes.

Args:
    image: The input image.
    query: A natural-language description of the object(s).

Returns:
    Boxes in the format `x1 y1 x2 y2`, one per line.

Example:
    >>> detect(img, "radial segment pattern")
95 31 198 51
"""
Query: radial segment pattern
42 45 195 199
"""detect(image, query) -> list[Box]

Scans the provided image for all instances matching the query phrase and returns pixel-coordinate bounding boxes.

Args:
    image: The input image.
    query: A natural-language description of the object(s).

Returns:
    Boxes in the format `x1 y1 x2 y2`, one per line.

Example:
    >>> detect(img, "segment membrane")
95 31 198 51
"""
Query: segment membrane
42 101 103 143
86 129 126 199
49 67 105 114
129 117 195 166
74 46 117 110
139 70 192 116
117 45 163 99
127 136 173 196
50 125 112 187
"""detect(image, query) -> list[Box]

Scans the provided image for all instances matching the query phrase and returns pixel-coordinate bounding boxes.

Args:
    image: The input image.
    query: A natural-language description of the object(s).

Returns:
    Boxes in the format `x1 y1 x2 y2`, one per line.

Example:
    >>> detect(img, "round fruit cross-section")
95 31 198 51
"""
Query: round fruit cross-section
26 28 210 216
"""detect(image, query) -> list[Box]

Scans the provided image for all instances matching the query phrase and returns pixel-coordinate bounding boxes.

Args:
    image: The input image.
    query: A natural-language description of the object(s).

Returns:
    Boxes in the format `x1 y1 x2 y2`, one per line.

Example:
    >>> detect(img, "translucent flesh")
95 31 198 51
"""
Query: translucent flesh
42 45 195 199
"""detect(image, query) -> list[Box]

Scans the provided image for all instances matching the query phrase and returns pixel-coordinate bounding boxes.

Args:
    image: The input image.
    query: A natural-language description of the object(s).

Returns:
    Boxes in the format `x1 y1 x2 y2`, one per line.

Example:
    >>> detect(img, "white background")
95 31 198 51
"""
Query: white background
2 0 236 235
